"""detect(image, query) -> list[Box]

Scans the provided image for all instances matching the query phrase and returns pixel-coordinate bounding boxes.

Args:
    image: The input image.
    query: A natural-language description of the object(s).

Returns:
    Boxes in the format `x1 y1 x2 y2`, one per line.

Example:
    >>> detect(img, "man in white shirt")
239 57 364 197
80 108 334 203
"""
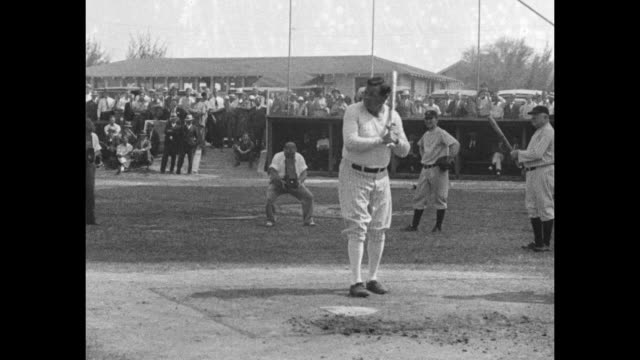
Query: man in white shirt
266 142 315 227
97 91 115 121
519 96 536 120
423 96 441 116
339 77 410 298
104 115 121 138
510 106 554 252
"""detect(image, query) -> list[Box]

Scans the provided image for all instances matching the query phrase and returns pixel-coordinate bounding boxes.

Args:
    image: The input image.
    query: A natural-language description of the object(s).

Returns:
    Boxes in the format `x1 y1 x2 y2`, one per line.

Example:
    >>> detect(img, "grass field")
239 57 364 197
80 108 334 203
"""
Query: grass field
87 185 553 270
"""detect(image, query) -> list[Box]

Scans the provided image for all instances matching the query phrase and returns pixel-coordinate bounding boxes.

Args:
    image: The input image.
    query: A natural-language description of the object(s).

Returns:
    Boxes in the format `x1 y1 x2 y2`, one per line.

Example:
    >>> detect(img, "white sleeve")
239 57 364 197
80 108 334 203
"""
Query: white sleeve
92 133 102 152
342 105 383 152
269 152 282 173
297 153 308 174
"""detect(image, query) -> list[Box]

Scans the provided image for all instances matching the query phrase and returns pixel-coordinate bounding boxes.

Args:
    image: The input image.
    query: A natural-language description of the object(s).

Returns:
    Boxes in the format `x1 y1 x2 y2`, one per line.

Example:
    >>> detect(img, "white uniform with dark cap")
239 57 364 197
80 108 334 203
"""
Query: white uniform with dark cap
512 106 554 251
339 96 410 297
406 111 459 232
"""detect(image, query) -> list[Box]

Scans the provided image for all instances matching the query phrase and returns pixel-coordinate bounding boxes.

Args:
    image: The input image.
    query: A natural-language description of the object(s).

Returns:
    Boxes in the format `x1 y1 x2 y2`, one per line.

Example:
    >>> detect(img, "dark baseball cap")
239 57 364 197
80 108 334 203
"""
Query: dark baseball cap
424 110 438 119
528 105 550 116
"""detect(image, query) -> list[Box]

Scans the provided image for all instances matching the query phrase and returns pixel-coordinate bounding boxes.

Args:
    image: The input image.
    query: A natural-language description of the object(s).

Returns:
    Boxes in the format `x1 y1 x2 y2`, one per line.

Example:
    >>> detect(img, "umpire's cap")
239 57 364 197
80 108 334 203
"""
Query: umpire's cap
424 110 438 119
528 105 550 116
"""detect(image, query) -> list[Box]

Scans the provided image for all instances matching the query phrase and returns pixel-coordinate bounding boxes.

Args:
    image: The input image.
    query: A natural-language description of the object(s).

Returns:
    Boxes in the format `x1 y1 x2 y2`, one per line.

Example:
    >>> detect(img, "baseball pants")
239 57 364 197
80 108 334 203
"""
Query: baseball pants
412 166 449 210
338 160 391 242
266 183 314 223
525 165 554 221
491 152 504 171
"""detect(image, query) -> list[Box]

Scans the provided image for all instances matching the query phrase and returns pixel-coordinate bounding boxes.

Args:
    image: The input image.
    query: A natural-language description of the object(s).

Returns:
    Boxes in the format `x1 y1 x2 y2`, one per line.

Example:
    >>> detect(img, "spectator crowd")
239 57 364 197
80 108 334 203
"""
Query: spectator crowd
86 81 553 176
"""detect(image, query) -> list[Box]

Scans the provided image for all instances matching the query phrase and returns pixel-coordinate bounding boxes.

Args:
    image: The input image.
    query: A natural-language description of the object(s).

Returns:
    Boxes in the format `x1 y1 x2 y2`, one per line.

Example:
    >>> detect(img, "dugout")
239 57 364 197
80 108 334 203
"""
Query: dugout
266 115 554 179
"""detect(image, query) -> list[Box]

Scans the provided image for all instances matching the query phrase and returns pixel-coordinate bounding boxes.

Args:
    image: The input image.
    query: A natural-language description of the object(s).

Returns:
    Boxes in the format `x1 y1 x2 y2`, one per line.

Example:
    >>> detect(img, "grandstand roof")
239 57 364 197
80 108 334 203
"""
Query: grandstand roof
86 55 462 86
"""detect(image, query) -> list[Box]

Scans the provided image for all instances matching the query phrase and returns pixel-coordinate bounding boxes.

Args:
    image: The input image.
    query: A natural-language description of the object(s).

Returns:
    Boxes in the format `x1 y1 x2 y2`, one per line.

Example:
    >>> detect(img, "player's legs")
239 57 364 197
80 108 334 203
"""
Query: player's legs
366 173 391 288
411 168 431 210
339 161 373 290
432 168 450 231
492 153 504 173
524 170 543 249
536 166 554 248
407 168 430 230
290 184 315 224
265 183 283 223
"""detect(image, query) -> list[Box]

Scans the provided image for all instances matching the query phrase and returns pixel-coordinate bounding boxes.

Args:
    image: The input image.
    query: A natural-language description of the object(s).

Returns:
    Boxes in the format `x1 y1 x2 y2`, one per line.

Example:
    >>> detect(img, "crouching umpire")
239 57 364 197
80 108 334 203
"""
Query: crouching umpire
405 110 459 233
510 106 554 252
265 142 315 227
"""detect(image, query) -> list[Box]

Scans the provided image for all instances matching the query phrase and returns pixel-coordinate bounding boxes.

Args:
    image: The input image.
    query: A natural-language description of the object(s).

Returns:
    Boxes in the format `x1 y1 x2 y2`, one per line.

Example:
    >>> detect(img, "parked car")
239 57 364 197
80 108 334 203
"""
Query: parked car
497 89 543 105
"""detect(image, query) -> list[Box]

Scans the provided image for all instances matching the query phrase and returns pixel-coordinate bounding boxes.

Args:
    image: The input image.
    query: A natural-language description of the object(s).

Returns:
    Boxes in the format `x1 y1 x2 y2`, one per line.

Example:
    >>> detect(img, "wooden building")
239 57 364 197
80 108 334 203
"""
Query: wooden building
85 56 462 99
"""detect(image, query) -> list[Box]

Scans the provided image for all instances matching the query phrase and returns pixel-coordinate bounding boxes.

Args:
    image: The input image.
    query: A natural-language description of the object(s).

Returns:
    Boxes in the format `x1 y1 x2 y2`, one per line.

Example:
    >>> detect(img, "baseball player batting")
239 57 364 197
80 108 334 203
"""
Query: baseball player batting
404 110 460 233
339 76 410 298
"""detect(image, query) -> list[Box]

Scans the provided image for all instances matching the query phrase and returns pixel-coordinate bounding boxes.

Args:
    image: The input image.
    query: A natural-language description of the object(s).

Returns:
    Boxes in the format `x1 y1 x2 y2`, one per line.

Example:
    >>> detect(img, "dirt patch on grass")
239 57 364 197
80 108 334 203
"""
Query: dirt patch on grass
288 310 553 354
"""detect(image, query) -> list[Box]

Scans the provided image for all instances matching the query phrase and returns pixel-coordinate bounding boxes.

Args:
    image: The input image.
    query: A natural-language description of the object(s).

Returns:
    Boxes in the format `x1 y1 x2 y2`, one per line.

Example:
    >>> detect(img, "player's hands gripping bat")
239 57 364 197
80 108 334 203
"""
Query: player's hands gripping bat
384 71 399 147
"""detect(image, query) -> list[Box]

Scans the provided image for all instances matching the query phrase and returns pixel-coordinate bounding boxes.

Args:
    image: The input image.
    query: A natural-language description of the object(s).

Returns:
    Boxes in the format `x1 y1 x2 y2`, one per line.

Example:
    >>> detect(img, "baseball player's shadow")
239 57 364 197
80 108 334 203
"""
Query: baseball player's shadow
191 288 346 300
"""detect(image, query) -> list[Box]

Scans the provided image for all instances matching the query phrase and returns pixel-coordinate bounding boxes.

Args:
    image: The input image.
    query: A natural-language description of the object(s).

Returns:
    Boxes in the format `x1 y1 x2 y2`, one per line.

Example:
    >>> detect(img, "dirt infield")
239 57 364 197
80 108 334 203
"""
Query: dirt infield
87 172 553 359
87 264 553 360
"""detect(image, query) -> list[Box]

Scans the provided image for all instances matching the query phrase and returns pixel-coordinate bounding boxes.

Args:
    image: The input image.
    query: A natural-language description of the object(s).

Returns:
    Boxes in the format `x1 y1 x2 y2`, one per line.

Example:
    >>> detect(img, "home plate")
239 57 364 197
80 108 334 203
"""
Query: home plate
320 306 379 316
204 216 259 220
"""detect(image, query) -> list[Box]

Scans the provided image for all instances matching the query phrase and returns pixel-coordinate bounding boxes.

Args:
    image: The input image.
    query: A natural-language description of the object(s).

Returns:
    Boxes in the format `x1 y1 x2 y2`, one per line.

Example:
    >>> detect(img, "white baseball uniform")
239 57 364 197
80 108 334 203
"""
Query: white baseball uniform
517 122 554 221
412 127 459 210
338 102 410 242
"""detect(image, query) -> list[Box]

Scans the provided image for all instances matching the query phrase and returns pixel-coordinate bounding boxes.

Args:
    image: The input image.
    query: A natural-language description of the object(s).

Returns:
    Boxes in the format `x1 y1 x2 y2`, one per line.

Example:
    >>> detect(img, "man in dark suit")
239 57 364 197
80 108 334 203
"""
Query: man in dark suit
146 122 161 157
161 115 180 174
503 97 520 119
177 114 199 175
86 91 99 123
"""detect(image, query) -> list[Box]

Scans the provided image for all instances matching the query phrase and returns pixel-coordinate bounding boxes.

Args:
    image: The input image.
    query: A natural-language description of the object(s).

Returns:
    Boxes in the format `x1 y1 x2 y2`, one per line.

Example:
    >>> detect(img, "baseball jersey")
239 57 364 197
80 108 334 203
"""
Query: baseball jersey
269 152 307 178
417 127 459 165
517 122 554 168
341 102 410 168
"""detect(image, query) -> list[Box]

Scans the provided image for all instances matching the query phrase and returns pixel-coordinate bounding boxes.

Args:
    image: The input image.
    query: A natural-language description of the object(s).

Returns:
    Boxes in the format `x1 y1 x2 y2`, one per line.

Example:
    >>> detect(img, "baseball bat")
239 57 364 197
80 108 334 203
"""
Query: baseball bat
487 115 514 152
385 71 397 147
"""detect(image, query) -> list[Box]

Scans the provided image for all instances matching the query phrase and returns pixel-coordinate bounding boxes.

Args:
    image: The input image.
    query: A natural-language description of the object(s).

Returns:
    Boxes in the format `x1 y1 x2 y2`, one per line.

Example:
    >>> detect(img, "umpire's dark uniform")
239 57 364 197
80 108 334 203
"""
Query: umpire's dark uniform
86 120 97 225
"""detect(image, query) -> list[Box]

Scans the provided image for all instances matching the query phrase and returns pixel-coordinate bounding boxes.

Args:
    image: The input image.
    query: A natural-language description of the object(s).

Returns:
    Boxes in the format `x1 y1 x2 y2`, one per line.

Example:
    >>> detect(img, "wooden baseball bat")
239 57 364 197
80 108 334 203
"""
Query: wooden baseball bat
387 71 397 128
487 115 514 152
385 71 397 148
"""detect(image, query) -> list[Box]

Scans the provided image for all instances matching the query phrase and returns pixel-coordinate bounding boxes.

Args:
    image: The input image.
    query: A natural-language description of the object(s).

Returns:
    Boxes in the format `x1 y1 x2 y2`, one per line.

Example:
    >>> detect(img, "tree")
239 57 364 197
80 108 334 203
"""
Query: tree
459 37 554 91
86 38 110 67
126 31 168 60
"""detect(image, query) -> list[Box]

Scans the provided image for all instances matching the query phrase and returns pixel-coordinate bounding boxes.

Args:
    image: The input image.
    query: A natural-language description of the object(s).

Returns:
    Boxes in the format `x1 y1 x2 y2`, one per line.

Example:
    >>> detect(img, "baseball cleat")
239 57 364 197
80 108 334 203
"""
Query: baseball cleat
532 245 551 252
403 225 418 231
366 280 388 295
303 221 316 226
349 283 370 297
521 242 537 250
431 225 441 233
265 221 274 227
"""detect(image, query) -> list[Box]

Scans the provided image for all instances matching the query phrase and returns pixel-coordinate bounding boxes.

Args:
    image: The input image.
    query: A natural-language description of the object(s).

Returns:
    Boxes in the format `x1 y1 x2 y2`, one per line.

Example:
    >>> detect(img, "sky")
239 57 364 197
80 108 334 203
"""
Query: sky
86 0 553 73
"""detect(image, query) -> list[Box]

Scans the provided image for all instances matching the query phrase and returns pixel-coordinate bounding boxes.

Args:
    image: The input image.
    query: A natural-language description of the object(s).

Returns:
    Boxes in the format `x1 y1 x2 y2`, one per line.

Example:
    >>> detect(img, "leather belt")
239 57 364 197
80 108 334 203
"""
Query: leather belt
423 164 437 169
525 163 554 172
351 163 387 173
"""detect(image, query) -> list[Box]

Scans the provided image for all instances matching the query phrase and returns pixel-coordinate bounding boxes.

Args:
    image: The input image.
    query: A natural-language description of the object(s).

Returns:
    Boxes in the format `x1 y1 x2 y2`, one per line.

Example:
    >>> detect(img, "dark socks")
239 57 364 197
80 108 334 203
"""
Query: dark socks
435 209 445 229
411 209 424 228
542 219 554 246
530 217 543 246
